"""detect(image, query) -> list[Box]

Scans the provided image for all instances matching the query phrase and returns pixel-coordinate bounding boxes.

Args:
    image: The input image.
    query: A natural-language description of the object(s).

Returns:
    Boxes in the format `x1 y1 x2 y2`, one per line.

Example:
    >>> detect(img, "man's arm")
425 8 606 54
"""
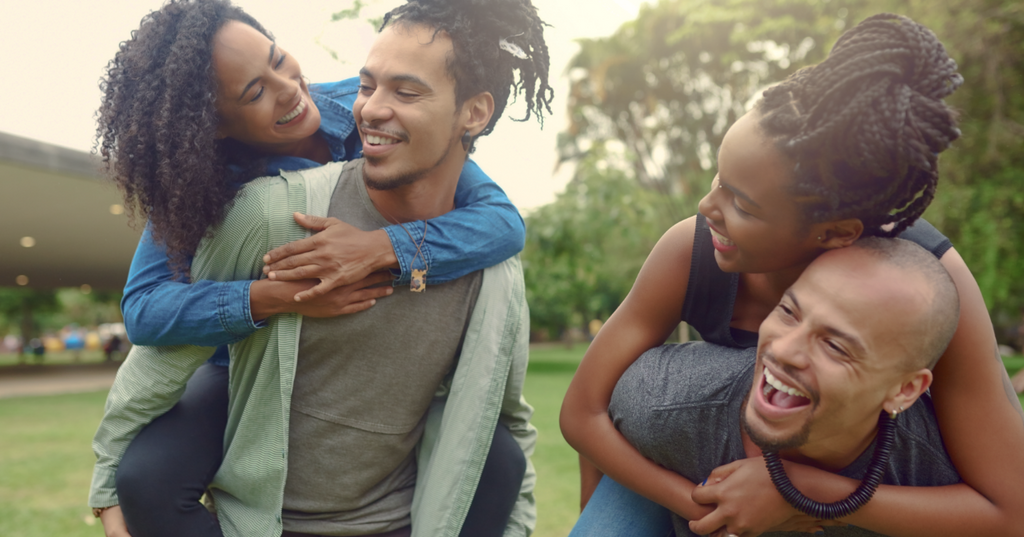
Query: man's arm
498 262 537 536
90 344 217 508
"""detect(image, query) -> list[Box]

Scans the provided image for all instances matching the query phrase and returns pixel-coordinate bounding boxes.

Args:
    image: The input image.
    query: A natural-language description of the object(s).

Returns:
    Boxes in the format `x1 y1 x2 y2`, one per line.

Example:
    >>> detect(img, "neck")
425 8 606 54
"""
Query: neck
741 407 884 469
285 132 332 164
364 152 466 223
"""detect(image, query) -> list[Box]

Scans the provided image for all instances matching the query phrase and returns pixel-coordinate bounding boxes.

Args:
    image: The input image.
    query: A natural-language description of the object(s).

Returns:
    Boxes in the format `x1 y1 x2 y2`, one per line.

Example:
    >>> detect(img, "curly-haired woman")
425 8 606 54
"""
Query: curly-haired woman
88 0 542 535
561 13 1024 537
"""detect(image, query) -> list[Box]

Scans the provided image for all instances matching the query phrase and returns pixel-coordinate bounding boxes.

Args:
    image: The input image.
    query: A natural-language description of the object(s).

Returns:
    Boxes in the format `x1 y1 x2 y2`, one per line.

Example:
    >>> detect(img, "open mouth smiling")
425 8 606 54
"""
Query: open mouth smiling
277 98 306 125
763 368 811 409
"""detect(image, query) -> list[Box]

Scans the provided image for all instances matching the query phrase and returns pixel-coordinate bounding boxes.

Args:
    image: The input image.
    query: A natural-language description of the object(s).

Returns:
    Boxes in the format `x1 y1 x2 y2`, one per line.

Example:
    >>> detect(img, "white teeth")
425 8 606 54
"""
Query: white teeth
765 369 807 398
277 99 306 124
709 227 735 246
366 134 399 146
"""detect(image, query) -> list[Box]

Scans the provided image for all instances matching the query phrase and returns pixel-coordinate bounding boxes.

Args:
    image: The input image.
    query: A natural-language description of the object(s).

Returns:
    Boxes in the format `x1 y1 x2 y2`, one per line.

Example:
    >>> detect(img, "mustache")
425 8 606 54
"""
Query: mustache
359 122 409 143
758 348 820 406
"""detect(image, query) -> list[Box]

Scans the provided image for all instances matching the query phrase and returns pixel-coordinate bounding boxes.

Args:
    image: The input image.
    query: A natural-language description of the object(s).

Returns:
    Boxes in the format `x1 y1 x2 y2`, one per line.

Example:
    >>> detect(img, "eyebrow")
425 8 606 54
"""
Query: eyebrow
785 289 867 356
238 42 277 102
358 68 433 91
719 179 761 209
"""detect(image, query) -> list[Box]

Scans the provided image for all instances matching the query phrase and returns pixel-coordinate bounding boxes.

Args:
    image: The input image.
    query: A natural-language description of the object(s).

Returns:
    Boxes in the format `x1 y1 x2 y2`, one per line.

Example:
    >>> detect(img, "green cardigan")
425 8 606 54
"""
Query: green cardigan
90 162 536 536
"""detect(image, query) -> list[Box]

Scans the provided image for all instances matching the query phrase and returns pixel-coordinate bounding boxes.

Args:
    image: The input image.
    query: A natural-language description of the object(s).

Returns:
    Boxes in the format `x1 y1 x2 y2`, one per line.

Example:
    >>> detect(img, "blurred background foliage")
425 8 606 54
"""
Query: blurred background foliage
525 0 1024 343
0 288 122 341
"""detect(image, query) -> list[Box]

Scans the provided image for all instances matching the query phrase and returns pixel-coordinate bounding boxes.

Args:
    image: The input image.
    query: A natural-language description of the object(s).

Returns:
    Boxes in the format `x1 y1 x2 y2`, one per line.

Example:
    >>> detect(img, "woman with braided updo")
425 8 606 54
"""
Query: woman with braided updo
563 13 1024 536
89 0 551 536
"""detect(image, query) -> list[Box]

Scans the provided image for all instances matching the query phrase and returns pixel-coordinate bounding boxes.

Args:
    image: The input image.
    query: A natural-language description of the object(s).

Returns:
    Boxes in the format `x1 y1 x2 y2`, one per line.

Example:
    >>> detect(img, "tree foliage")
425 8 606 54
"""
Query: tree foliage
523 150 677 338
543 0 1024 337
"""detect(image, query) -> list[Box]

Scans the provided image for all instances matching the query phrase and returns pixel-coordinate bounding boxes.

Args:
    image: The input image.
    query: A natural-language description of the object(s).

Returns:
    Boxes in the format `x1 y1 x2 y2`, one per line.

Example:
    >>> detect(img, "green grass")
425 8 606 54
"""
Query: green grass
525 344 585 537
0 349 114 369
0 391 108 537
0 344 589 537
1 346 1020 537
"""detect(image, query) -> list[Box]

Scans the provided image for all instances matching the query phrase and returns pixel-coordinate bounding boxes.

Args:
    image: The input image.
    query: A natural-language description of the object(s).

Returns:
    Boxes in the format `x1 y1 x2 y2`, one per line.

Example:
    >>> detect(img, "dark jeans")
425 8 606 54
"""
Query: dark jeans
115 363 526 537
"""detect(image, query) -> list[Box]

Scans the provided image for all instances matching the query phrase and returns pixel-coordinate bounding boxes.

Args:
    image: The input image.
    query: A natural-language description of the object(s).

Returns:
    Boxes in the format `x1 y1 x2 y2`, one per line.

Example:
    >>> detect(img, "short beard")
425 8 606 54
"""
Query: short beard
363 133 457 192
740 390 812 453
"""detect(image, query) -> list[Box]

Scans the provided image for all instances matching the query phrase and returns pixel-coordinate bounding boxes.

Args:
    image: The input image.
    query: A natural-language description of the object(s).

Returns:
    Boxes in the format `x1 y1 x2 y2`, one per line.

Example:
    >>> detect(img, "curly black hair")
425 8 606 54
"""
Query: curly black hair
758 13 963 237
381 0 554 150
94 0 272 274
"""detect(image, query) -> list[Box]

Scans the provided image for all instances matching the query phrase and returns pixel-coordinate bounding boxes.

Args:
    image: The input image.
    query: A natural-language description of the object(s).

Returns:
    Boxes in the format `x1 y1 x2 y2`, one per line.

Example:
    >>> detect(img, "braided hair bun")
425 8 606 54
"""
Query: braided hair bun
758 13 963 236
382 0 553 142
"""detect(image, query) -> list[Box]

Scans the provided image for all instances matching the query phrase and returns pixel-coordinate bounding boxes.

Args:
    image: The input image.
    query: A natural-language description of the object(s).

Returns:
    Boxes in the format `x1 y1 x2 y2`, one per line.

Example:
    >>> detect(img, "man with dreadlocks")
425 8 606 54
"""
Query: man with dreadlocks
92 0 552 536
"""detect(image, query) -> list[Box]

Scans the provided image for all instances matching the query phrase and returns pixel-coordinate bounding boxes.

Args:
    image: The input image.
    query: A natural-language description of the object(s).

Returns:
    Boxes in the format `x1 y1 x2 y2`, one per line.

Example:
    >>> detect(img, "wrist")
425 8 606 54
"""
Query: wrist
373 229 400 271
249 280 293 320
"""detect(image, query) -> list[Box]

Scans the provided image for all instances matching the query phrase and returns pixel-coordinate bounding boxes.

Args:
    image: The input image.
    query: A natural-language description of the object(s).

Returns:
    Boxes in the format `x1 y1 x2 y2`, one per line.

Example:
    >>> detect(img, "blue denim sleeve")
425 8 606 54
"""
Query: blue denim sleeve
382 159 526 285
121 224 263 348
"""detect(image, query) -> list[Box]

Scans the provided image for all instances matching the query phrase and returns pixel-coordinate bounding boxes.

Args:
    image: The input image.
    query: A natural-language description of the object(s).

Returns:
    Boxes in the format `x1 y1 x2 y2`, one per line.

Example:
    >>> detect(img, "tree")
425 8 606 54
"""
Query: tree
557 0 1024 335
559 0 863 223
0 288 60 355
523 149 677 339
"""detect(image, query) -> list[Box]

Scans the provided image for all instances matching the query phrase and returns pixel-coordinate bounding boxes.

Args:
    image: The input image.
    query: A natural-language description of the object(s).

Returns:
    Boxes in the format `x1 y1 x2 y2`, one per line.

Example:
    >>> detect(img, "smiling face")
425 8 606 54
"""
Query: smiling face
212 21 321 155
742 247 933 467
697 111 828 274
354 23 471 191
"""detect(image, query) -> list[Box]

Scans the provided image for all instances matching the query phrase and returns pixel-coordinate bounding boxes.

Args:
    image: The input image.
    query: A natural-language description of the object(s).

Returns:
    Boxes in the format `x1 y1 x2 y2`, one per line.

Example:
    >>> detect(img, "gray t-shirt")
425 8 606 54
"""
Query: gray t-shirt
609 342 961 537
281 159 483 535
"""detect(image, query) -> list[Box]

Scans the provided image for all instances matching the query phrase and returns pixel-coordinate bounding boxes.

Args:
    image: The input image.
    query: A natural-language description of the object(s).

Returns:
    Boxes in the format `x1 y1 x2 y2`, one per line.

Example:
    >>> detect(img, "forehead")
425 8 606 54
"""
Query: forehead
211 21 272 87
363 23 455 87
212 21 270 63
718 112 797 206
792 253 930 358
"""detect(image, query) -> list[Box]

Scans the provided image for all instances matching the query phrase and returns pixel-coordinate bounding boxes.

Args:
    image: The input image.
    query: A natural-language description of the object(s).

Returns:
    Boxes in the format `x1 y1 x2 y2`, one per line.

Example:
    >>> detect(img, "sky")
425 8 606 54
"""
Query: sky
0 0 645 212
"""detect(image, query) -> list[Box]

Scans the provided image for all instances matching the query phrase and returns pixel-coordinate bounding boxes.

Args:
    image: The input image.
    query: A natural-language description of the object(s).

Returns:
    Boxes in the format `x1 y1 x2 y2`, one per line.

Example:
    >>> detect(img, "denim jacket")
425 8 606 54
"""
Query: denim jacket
120 78 526 364
92 163 536 536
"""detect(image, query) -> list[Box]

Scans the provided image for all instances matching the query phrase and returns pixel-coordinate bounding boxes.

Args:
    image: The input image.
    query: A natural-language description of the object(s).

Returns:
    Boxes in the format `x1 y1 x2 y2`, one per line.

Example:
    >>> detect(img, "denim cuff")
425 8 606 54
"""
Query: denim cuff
216 281 264 340
384 226 409 285
385 222 435 286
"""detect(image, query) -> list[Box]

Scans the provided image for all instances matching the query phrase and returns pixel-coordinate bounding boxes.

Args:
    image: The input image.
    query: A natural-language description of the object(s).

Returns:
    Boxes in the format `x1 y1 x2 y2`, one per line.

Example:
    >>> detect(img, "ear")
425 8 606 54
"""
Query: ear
883 368 933 417
814 218 864 250
461 92 495 137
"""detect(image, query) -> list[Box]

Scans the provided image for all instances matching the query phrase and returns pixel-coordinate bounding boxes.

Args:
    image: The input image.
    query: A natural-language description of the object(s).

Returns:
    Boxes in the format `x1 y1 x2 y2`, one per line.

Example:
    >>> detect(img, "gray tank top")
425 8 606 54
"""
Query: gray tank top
281 160 483 535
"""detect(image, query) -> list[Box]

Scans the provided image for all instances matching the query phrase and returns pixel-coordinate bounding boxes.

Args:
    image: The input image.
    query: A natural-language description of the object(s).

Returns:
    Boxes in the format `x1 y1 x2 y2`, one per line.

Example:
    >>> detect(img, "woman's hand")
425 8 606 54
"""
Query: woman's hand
250 272 394 321
262 213 398 302
99 505 132 537
689 458 835 536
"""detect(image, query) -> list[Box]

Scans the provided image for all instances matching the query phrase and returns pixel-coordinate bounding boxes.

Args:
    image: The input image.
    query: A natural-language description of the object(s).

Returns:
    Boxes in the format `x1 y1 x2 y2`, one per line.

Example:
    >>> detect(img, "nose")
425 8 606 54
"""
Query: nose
357 88 393 125
766 323 811 372
697 175 723 221
270 71 301 105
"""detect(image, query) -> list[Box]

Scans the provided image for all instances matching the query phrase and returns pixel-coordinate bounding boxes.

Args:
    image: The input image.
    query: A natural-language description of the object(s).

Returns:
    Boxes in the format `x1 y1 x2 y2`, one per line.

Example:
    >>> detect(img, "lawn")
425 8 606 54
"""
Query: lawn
0 344 588 537
1 347 1021 537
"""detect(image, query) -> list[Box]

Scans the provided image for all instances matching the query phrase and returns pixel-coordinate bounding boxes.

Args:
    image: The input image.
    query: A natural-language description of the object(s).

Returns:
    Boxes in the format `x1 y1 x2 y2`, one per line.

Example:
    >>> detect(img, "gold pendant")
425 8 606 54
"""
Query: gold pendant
410 269 427 293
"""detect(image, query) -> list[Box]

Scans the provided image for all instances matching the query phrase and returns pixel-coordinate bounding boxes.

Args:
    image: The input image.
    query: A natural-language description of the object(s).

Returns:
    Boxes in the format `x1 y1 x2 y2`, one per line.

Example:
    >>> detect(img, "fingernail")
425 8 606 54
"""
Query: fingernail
263 255 270 263
700 478 708 486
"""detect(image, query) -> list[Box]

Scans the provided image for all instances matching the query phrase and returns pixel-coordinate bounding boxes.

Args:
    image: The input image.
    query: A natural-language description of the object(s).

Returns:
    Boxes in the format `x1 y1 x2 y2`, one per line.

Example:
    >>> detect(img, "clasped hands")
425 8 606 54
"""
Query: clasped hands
688 457 840 537
255 213 398 318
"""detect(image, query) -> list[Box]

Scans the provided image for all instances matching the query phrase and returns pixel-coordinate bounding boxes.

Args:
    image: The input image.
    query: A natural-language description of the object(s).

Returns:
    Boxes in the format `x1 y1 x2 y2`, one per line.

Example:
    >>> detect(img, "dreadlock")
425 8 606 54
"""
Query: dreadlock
94 0 271 274
758 13 963 237
381 0 554 147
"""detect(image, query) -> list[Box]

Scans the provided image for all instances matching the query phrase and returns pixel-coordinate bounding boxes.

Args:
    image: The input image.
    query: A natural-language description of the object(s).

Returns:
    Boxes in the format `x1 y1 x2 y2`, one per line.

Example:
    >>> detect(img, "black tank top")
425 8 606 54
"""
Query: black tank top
681 214 954 348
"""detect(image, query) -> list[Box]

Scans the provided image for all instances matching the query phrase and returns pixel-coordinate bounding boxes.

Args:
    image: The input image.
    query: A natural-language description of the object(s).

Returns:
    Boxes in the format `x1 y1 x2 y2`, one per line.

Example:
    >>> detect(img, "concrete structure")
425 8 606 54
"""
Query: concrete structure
0 131 141 290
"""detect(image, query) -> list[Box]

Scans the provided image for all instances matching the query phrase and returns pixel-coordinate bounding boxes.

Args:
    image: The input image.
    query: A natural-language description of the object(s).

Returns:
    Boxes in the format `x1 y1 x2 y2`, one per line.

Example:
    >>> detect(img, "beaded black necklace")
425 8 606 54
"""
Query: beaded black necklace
763 411 895 520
